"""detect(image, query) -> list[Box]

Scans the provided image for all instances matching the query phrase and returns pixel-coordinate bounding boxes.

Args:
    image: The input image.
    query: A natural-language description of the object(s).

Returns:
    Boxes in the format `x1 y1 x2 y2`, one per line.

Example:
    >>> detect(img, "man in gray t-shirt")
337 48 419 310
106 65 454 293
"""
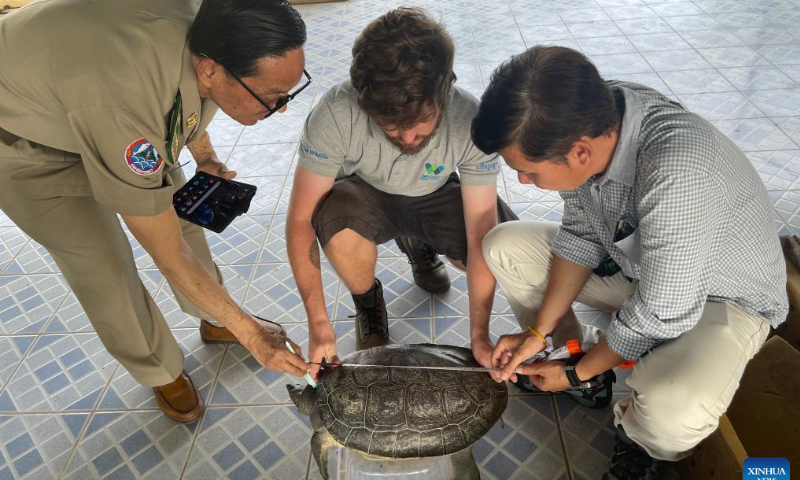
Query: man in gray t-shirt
298 81 501 197
286 8 516 380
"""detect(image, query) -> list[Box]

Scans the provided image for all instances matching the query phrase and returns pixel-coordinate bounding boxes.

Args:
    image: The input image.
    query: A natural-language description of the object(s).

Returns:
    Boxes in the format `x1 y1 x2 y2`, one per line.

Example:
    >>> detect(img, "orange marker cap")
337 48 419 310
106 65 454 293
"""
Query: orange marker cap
566 339 582 356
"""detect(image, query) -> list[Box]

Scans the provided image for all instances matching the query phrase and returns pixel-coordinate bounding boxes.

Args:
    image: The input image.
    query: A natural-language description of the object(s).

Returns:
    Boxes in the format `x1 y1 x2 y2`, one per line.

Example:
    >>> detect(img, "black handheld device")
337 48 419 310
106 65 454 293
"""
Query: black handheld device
172 172 256 233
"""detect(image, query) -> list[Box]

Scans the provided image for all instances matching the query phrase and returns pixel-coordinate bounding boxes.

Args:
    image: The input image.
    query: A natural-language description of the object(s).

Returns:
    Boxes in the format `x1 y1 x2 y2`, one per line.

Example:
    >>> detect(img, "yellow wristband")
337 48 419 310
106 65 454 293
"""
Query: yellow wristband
527 327 547 345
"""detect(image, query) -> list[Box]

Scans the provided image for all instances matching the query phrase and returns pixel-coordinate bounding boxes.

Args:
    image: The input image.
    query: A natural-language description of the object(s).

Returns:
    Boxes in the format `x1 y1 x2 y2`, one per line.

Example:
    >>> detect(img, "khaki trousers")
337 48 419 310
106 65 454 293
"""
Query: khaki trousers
0 131 225 387
483 221 770 461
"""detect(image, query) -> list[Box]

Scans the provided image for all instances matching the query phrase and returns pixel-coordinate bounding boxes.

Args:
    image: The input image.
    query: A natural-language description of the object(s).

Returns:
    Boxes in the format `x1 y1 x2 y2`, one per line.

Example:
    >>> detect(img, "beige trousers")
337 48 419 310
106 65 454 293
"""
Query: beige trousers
483 221 770 461
0 130 225 387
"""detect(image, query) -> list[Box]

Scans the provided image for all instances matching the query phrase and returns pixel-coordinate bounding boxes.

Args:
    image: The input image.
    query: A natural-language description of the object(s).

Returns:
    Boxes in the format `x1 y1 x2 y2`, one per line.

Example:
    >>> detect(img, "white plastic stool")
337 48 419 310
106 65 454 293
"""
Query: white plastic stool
336 448 452 480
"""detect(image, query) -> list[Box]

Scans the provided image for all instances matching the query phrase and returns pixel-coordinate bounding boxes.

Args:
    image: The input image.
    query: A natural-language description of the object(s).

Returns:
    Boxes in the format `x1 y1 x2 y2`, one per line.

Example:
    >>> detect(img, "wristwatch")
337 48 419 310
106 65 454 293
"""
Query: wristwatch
565 354 586 389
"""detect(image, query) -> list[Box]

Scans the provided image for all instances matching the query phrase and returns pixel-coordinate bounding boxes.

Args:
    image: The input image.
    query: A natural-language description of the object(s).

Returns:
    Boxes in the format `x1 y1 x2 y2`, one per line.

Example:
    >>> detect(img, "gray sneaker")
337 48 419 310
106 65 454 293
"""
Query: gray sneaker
352 279 389 351
395 235 451 293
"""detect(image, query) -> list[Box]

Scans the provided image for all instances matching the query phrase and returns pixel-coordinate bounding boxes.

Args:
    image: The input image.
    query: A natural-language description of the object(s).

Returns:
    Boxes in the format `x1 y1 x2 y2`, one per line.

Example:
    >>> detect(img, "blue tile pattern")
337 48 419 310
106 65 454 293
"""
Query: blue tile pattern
183 406 311 480
0 0 799 478
64 411 194 480
555 394 623 480
476 397 567 480
0 229 28 275
0 414 88 479
2 334 115 412
0 276 69 335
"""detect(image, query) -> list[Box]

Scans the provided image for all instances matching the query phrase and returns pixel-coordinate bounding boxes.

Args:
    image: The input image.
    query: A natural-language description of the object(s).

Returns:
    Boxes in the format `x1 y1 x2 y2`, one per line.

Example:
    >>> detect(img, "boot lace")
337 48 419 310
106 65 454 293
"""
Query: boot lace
349 295 387 337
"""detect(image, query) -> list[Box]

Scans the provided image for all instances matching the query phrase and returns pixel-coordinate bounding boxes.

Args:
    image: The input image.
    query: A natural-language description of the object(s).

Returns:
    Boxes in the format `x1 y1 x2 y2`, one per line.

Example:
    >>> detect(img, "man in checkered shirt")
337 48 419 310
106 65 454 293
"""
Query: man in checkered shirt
471 46 788 480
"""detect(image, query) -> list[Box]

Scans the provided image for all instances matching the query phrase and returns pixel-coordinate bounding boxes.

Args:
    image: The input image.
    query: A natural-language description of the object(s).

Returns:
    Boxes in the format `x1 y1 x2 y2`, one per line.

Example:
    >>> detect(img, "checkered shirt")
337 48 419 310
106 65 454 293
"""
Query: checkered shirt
552 81 789 360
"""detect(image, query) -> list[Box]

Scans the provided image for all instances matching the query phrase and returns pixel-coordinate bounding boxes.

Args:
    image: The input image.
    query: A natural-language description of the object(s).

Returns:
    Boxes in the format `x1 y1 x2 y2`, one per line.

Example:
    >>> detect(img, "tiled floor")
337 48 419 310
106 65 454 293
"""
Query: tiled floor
1 0 799 478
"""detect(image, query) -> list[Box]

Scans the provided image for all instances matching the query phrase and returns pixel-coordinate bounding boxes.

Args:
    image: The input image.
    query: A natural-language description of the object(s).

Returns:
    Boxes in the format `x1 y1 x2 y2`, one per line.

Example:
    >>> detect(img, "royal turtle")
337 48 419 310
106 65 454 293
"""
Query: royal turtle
287 344 508 479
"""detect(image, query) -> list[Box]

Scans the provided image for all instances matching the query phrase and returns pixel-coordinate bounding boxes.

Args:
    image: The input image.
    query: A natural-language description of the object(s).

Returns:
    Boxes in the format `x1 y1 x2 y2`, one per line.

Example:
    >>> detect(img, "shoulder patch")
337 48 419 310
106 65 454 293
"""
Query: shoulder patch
125 137 164 175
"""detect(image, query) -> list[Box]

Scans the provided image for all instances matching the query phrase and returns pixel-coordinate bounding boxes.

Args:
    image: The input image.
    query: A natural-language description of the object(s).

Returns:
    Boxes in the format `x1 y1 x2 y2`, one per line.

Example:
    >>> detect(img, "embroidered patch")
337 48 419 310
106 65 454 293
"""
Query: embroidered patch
125 137 164 175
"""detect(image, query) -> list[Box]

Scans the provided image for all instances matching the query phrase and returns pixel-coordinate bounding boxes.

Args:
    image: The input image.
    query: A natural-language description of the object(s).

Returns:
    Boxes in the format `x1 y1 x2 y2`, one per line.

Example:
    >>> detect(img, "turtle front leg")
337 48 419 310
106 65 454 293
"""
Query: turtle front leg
311 430 338 480
449 445 480 480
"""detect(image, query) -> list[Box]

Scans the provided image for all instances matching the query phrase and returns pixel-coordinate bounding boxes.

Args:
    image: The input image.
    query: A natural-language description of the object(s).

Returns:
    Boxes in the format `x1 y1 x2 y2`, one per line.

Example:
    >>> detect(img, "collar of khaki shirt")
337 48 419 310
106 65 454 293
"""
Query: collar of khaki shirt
178 45 203 144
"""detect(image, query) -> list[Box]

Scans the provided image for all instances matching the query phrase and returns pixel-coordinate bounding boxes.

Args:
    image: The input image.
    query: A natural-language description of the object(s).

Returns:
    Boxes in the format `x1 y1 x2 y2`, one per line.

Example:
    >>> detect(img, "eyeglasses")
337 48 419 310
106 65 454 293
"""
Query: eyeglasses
201 53 312 120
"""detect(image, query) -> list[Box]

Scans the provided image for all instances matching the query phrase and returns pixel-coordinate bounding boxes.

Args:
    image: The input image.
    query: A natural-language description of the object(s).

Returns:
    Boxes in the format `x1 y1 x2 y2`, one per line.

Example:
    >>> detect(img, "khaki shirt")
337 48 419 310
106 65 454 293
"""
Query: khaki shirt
0 0 217 215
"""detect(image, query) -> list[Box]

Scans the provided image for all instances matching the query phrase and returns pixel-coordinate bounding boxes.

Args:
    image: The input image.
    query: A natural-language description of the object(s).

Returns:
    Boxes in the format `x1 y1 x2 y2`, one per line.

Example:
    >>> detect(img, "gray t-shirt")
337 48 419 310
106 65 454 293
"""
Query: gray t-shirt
297 81 499 196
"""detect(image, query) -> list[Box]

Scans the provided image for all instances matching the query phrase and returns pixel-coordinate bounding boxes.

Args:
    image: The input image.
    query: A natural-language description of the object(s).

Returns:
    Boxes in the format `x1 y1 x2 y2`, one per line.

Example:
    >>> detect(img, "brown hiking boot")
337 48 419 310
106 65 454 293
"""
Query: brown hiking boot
352 279 389 350
395 235 450 293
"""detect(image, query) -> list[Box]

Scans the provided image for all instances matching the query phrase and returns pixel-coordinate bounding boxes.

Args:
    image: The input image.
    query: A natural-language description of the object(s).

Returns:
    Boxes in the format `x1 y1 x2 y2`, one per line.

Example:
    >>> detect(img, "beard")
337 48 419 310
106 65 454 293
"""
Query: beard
385 115 443 156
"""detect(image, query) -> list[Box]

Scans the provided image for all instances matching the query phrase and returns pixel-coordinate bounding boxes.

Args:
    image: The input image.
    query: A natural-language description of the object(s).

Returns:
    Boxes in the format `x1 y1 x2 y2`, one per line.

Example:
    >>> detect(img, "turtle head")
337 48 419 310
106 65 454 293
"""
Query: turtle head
286 384 317 415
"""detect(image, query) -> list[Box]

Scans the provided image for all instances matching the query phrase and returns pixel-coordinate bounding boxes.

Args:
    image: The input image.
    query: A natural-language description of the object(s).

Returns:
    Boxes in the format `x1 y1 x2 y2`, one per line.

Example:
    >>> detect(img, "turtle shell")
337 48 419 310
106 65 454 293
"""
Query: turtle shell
316 344 508 458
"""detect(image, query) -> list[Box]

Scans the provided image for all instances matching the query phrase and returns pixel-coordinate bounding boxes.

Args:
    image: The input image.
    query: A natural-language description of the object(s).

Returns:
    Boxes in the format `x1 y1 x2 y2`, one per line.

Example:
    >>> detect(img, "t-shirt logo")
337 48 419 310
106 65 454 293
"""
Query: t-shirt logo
425 163 445 175
125 137 164 176
300 143 329 160
419 162 446 181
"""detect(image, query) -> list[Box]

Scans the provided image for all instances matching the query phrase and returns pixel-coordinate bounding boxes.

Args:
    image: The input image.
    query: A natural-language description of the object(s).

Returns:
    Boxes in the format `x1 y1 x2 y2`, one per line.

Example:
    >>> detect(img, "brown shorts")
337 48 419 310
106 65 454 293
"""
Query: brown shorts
312 173 518 264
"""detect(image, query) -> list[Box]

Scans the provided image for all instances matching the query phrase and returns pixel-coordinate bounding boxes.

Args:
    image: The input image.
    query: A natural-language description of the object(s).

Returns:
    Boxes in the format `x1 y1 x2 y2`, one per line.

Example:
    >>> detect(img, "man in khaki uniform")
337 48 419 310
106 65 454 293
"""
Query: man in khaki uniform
0 0 311 423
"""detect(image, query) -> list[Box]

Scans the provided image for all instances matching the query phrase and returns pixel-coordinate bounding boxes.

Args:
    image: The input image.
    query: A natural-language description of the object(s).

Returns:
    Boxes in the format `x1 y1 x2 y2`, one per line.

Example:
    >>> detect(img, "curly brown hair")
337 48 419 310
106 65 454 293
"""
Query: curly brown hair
350 7 456 129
